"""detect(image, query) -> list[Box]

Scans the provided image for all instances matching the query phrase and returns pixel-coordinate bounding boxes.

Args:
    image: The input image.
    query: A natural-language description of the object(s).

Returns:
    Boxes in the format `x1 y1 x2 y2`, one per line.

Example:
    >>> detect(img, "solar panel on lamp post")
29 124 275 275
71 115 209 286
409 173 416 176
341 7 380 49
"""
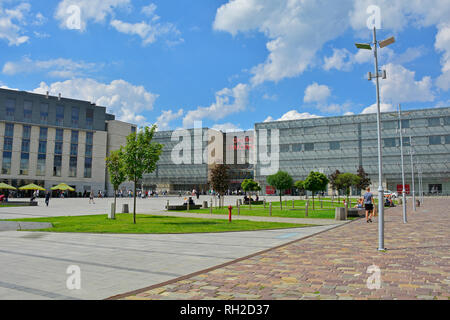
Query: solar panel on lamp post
355 27 395 251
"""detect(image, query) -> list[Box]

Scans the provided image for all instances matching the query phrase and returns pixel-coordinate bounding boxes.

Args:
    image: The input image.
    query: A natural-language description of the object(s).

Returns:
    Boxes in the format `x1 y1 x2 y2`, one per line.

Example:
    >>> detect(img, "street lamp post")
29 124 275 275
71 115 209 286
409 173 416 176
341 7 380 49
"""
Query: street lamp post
398 104 407 223
355 27 395 251
410 136 416 211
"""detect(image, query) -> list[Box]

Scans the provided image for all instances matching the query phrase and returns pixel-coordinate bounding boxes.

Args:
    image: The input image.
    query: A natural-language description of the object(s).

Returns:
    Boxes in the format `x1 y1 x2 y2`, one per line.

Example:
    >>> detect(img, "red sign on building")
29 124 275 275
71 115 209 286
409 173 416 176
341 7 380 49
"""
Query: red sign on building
266 186 276 195
397 184 410 194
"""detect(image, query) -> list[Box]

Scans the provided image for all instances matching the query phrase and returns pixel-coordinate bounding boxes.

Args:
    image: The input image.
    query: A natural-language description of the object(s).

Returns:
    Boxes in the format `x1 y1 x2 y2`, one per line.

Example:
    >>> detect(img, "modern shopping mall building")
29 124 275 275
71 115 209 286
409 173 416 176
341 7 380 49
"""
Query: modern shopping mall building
144 106 450 196
0 88 136 196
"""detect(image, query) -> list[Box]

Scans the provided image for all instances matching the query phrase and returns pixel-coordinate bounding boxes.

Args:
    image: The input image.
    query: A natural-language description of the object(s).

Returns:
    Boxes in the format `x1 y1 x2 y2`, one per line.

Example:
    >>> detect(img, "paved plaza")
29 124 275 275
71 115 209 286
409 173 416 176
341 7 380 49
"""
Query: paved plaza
0 196 344 300
117 198 450 300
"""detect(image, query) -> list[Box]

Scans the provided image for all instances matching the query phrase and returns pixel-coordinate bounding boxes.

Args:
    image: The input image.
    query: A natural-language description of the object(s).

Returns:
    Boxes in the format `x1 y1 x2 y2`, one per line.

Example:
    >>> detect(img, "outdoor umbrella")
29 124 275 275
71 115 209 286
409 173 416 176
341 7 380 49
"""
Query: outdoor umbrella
51 183 75 192
0 182 16 190
18 184 46 191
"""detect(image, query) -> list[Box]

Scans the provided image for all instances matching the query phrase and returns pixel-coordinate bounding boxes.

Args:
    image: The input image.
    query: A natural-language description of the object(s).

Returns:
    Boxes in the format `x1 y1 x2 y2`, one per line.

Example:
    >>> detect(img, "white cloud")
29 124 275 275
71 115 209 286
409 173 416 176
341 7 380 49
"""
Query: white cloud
361 103 394 114
183 83 249 128
211 123 243 132
0 2 30 45
323 48 354 72
32 78 158 126
379 63 434 103
55 0 130 31
214 0 353 85
2 57 99 78
435 24 450 91
141 3 157 17
156 109 184 131
264 110 321 122
304 82 331 103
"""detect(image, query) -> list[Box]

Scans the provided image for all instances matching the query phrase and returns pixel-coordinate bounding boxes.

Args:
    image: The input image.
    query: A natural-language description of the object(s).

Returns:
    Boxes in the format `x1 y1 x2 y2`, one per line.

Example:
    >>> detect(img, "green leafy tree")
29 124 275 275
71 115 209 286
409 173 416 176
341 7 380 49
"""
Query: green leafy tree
209 164 229 208
294 180 305 198
303 171 329 210
356 166 371 193
335 173 361 205
122 125 164 224
328 169 341 201
105 148 126 216
241 179 261 209
266 171 293 210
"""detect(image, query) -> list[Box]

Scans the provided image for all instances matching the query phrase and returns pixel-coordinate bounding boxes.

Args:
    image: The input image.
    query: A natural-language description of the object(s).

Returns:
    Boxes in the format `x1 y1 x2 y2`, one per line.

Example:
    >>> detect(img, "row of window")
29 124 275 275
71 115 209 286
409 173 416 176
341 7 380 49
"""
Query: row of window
1 124 94 178
4 99 94 129
276 135 450 152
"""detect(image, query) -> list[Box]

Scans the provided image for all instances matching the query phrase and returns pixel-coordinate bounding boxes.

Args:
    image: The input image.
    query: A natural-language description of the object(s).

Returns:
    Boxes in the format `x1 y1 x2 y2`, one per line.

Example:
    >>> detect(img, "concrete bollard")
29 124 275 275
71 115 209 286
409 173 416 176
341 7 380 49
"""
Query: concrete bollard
108 203 116 219
263 199 266 208
236 199 239 208
202 201 208 209
320 200 323 209
210 199 213 214
269 202 272 216
122 203 129 213
335 207 346 220
166 200 169 209
187 201 190 212
305 201 309 217
292 199 295 208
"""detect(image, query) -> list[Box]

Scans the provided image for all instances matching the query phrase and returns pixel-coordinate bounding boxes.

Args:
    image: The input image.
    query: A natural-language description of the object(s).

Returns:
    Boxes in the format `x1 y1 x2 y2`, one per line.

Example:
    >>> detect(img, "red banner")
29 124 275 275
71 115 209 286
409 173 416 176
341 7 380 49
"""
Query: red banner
266 186 276 195
397 184 410 194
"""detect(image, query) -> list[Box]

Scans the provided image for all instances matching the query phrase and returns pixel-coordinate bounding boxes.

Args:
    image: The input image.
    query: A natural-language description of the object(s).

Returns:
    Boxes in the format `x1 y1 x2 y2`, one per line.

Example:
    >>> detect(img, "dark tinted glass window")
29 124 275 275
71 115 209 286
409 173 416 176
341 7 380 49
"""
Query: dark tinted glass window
22 125 31 139
5 99 15 120
429 136 442 145
304 143 314 151
5 123 14 137
55 129 64 141
384 138 396 147
330 141 340 150
428 118 441 127
40 103 49 124
292 143 302 152
24 101 32 122
56 105 64 126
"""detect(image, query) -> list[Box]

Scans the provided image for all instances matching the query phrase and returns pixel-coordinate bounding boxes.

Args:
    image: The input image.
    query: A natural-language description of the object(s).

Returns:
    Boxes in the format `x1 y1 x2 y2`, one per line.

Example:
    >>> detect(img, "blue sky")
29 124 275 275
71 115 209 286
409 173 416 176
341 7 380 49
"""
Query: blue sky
0 0 449 131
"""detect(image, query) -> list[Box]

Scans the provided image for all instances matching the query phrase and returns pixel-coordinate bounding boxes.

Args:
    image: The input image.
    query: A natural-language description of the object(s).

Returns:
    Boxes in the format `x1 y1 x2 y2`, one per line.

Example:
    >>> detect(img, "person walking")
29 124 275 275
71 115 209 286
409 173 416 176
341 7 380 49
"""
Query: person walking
363 187 374 223
45 191 50 207
89 191 95 204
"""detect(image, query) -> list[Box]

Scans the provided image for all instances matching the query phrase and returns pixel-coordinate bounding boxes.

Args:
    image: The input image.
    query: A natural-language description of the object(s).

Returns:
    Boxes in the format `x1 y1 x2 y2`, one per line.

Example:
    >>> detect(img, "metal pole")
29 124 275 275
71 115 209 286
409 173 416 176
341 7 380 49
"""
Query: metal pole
410 136 416 211
398 104 407 223
373 27 385 251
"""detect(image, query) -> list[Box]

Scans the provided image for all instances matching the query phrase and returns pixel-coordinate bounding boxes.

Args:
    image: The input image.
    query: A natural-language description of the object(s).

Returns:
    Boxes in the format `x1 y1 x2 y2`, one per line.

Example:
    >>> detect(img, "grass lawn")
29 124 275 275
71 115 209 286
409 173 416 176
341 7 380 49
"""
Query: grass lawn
6 214 311 234
0 203 27 207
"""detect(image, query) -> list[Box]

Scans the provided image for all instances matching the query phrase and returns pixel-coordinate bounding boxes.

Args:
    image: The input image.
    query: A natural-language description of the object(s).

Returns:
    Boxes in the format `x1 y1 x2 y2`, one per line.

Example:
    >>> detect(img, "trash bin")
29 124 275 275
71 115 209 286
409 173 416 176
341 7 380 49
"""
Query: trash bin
202 201 208 209
122 203 129 213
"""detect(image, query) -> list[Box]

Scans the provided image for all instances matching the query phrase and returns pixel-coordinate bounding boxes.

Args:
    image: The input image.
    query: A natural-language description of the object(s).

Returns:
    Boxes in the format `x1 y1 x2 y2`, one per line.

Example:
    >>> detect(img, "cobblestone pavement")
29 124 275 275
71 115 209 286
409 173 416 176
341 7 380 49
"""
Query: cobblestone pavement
117 199 450 300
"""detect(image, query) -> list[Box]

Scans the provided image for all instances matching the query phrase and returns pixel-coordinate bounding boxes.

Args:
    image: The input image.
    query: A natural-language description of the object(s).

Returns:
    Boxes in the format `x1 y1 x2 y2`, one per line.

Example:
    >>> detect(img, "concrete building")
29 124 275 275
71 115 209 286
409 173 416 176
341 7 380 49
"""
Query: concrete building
254 107 450 196
0 88 136 196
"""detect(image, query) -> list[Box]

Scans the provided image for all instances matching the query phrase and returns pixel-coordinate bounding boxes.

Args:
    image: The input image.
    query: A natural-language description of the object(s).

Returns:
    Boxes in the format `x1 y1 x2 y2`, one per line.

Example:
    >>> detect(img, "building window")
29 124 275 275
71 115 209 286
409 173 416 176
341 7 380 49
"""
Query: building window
280 144 290 153
56 105 64 126
131 126 136 133
71 106 79 127
70 143 78 156
54 142 63 155
55 128 64 141
5 123 14 137
1 151 12 174
304 143 314 151
5 99 15 120
84 157 92 178
402 137 410 146
20 153 29 175
53 155 62 177
21 139 30 153
401 119 410 128
22 125 31 139
292 143 302 152
39 127 48 140
24 101 33 122
69 156 77 177
383 121 396 130
86 109 93 129
3 137 13 151
428 117 441 127
40 103 49 124
445 135 450 144
85 144 92 157
86 132 93 145
38 141 47 155
329 141 340 150
429 136 442 145
71 130 78 143
36 154 46 176
444 117 450 126
384 138 396 147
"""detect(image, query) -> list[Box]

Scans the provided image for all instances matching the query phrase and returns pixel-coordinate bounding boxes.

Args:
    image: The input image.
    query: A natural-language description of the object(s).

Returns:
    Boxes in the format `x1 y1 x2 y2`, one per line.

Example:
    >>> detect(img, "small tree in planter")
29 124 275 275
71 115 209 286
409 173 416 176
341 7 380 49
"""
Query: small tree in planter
241 179 261 210
267 171 293 210
304 171 329 210
335 173 361 206
328 169 341 201
106 148 126 217
209 164 229 209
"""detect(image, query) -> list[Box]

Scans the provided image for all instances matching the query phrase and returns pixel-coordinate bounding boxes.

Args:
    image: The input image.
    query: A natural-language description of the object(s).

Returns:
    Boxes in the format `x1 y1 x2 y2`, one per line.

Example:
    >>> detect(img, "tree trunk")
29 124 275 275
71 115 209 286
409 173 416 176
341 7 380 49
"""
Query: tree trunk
133 179 137 224
279 192 282 210
114 189 117 215
312 193 315 210
249 191 251 210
